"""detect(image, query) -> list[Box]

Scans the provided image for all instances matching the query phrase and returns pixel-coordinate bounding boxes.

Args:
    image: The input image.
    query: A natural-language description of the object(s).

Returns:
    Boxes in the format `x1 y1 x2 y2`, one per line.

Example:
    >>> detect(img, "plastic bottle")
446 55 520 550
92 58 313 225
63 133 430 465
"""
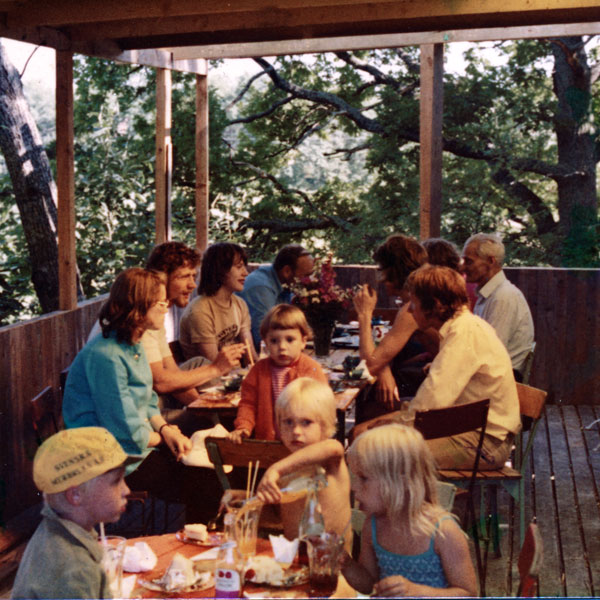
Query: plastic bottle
214 541 242 598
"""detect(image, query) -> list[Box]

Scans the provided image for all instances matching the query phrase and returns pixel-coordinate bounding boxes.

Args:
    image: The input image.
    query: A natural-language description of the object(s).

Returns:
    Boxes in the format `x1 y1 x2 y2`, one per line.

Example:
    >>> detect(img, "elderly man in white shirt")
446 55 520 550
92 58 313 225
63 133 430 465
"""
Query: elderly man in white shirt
353 265 521 470
462 233 534 380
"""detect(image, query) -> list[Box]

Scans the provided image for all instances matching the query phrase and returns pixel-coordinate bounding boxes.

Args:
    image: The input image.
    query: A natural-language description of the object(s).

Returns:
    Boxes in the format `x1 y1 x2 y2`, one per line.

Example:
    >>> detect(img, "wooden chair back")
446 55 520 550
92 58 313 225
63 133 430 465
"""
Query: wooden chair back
414 398 490 440
517 382 547 431
30 386 62 446
517 522 543 597
205 437 290 491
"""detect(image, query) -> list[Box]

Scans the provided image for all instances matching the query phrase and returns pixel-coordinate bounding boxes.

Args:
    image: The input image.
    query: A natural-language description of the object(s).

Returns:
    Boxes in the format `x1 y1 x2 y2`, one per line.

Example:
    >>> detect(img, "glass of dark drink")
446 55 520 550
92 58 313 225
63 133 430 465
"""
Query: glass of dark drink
306 532 342 598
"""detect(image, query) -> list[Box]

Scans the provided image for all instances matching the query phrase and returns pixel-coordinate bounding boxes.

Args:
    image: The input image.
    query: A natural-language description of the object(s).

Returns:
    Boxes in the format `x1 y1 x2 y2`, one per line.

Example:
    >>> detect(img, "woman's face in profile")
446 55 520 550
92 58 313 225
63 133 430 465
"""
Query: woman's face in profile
143 284 168 332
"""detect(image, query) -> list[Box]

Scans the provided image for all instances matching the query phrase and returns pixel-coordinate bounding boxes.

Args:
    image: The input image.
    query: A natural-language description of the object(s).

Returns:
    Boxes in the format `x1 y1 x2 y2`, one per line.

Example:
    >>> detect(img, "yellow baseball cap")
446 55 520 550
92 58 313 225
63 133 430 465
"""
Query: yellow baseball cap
33 427 140 493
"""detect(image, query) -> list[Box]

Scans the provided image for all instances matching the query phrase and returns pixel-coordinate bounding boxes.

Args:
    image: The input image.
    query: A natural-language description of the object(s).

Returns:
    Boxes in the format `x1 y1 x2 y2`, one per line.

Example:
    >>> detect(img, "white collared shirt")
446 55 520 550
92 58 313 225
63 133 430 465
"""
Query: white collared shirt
474 271 534 372
411 307 521 441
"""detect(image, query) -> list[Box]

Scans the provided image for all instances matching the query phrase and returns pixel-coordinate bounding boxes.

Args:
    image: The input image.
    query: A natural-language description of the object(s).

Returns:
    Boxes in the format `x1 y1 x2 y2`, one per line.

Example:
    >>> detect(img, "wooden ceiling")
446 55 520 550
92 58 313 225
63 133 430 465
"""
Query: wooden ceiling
1 0 600 63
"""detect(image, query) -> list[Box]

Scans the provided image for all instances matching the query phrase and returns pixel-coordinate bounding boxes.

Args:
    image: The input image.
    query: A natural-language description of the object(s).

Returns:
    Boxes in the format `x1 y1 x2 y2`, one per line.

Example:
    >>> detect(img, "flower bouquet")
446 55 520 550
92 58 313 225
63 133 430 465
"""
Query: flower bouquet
287 254 354 355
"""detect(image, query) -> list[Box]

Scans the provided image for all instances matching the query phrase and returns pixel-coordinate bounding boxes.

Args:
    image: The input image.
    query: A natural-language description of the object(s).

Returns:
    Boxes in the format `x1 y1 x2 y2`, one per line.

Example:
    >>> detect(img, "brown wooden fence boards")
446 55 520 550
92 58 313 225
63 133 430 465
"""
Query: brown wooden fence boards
0 296 105 524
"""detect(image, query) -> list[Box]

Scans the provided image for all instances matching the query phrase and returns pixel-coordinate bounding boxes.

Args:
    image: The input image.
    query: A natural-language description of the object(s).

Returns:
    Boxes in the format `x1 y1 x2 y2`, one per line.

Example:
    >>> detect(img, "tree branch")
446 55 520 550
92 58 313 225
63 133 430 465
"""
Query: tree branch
227 70 268 108
490 166 557 235
252 56 570 180
324 142 371 159
334 51 418 96
227 95 294 125
253 57 386 135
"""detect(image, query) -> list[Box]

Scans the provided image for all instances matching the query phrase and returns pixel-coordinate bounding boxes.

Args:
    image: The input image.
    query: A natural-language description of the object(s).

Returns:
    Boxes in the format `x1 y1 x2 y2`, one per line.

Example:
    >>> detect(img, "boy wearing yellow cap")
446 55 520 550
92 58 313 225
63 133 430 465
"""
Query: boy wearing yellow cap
11 427 135 599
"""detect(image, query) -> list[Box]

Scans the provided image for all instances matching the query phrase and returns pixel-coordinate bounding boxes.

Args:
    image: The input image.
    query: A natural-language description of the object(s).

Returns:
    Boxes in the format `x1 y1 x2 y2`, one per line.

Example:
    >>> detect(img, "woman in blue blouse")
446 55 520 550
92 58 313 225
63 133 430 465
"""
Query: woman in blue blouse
63 267 217 523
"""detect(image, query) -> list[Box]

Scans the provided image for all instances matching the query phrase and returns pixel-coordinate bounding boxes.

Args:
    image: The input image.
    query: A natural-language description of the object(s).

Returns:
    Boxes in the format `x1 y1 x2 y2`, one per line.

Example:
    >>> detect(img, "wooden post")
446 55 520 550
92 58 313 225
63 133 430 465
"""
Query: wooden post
195 72 209 252
56 50 77 311
419 43 444 240
155 68 172 244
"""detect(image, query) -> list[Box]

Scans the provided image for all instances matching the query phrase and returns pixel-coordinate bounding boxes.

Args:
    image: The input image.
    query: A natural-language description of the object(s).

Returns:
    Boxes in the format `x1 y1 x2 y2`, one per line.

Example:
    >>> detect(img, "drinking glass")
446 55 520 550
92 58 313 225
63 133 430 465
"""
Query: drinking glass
99 535 126 597
223 491 262 559
306 532 343 598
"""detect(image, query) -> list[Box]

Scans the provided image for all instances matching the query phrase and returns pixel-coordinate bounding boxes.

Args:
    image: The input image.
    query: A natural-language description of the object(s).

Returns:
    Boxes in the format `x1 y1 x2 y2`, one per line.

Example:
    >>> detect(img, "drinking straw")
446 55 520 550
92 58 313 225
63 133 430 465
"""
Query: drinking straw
99 521 106 545
245 340 255 366
246 461 253 499
250 459 260 497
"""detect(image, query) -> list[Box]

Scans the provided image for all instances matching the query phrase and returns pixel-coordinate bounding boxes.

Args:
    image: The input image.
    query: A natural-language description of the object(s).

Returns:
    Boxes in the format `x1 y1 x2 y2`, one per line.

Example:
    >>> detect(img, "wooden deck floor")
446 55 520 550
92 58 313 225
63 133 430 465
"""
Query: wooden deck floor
485 405 600 597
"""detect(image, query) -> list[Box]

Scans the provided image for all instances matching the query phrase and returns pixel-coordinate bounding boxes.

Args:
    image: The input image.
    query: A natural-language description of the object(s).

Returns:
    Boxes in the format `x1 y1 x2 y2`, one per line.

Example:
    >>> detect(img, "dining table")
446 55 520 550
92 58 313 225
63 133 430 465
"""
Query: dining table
186 348 371 444
123 532 357 598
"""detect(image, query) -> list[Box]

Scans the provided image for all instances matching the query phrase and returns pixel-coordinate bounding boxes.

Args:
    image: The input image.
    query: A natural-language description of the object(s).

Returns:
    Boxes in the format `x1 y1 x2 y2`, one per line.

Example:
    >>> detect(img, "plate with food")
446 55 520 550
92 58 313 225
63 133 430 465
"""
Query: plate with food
244 555 308 588
138 552 214 594
176 524 226 547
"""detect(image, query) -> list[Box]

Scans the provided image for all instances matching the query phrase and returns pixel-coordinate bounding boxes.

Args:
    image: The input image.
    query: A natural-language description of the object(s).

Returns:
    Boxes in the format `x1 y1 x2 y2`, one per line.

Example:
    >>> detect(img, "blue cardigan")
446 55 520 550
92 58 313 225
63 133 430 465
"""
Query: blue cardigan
63 331 159 474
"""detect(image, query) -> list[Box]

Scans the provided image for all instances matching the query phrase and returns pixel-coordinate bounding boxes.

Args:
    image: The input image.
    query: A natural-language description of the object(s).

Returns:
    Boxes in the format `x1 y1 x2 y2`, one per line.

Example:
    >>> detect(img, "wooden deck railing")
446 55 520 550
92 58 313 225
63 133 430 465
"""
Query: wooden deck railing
0 294 106 525
1 266 598 522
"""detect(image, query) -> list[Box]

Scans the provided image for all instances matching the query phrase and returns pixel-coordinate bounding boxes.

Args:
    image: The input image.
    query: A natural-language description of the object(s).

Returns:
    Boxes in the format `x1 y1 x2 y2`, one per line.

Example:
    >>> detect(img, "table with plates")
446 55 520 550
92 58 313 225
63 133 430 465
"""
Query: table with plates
186 348 370 443
125 533 356 598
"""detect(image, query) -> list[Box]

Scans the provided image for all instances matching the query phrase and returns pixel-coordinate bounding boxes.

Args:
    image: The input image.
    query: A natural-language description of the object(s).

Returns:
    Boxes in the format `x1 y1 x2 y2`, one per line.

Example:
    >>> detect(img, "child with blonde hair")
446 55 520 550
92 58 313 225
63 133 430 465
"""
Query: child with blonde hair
229 304 327 442
256 378 351 547
342 424 476 597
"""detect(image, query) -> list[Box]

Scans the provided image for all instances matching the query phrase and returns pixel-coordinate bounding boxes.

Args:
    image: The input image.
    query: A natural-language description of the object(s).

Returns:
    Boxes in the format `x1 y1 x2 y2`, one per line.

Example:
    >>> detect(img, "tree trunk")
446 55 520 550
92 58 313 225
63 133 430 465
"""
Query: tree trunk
551 37 599 266
0 41 64 312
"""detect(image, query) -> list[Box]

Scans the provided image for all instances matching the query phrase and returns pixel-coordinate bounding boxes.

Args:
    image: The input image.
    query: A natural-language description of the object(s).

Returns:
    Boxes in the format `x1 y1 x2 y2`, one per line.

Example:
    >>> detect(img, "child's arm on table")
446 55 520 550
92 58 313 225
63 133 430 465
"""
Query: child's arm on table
340 516 377 595
374 518 477 597
257 439 344 503
228 365 258 443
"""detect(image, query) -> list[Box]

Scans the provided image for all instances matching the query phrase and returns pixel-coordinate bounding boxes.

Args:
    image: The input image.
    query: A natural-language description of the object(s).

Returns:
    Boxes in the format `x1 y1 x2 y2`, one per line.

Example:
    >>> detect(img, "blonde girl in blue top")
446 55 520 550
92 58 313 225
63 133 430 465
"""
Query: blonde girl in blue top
342 424 477 597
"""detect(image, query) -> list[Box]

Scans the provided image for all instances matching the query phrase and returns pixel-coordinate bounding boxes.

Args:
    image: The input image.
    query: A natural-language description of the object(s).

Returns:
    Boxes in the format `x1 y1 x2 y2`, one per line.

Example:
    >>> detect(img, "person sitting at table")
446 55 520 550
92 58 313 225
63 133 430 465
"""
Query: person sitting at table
461 232 534 381
63 268 220 524
256 378 352 549
353 234 437 423
341 424 477 597
179 242 258 364
228 304 328 443
144 241 246 412
12 427 132 600
240 244 315 351
355 265 521 470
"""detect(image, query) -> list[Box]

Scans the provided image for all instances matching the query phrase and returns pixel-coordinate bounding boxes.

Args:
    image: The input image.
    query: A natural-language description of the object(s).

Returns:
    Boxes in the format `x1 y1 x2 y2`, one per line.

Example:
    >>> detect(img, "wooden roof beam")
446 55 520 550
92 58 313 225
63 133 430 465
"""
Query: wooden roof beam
37 2 600 49
0 27 206 73
4 0 600 30
167 21 600 60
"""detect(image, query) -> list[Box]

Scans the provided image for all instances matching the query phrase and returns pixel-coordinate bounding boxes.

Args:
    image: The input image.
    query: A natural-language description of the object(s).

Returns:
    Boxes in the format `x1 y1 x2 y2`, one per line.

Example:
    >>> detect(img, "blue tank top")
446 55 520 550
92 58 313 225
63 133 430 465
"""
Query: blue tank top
371 515 450 588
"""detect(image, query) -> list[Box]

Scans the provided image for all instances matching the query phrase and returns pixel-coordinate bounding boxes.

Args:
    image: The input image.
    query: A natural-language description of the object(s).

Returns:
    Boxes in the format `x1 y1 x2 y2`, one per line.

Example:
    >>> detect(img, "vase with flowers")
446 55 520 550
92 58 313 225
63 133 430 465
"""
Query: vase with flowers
287 254 354 356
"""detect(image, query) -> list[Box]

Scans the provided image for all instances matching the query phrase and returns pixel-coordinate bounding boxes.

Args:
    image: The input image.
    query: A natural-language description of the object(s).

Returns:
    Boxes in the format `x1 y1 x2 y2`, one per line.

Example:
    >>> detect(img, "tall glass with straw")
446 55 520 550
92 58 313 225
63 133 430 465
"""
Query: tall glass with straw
98 522 126 597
